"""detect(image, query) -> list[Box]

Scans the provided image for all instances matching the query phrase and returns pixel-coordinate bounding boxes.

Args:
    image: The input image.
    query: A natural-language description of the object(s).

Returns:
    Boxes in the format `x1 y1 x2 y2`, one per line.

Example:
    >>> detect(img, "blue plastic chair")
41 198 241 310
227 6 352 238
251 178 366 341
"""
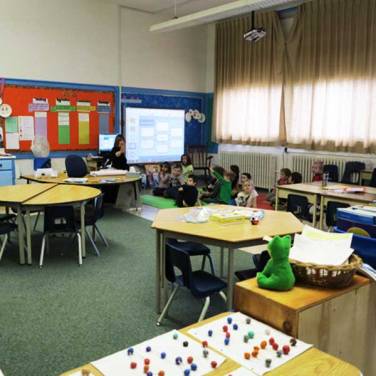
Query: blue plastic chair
40 206 82 267
65 155 88 178
156 244 227 326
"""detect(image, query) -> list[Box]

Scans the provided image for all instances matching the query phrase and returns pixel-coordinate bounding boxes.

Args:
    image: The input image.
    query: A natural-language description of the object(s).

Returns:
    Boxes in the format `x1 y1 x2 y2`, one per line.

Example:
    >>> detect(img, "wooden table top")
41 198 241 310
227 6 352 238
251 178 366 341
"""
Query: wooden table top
0 183 56 204
21 172 140 186
236 275 370 312
152 205 303 244
23 184 101 206
61 312 360 376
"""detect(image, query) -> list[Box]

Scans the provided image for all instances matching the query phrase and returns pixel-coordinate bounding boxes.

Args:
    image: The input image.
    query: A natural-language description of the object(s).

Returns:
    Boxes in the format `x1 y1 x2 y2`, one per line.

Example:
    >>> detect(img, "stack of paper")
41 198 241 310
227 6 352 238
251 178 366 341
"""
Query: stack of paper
289 226 354 266
90 169 128 177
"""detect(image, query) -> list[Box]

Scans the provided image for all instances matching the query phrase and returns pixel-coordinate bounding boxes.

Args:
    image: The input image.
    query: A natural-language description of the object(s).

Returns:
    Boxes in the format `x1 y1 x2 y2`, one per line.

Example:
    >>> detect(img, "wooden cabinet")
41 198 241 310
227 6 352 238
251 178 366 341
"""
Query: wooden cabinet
0 157 15 185
234 276 376 376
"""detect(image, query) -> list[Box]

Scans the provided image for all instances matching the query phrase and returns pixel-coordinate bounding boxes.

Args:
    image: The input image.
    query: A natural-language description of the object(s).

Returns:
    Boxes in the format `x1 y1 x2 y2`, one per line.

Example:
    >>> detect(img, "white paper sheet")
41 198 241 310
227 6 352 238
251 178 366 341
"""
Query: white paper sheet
188 312 312 376
92 330 225 376
5 132 20 149
18 116 34 140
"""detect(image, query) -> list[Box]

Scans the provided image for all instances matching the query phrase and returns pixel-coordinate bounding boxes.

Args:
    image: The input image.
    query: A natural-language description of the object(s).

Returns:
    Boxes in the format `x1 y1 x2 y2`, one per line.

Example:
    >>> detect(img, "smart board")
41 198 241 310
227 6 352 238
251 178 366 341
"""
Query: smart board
125 107 185 164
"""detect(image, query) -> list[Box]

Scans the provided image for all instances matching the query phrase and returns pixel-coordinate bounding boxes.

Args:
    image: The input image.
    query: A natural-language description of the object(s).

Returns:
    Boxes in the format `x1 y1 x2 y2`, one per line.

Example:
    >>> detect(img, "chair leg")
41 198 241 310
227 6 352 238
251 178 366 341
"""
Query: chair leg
94 224 108 247
156 284 179 326
39 234 47 268
198 296 210 322
33 211 41 232
0 234 8 262
77 232 82 266
219 291 227 303
86 228 100 256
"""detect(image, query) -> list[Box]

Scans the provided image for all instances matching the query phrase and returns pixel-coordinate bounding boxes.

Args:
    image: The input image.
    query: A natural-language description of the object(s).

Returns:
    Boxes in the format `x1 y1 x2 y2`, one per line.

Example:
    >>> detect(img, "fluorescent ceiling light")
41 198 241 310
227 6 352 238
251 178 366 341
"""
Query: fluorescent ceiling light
150 0 298 32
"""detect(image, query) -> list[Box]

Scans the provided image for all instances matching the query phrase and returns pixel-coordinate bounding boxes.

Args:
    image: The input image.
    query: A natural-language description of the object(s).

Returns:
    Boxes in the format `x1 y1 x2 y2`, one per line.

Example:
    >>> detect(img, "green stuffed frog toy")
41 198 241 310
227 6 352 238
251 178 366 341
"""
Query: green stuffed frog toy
257 235 295 291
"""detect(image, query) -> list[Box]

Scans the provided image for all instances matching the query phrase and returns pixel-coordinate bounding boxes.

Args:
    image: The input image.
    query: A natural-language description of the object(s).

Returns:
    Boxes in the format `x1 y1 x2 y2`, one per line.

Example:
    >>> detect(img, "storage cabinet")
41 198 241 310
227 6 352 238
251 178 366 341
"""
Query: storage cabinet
234 276 376 375
0 157 15 185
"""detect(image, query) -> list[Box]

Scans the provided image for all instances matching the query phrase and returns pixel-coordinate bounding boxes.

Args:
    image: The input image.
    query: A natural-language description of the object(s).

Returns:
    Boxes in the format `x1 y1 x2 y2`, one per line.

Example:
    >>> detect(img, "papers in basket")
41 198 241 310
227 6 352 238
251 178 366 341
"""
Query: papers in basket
90 168 128 177
289 226 354 266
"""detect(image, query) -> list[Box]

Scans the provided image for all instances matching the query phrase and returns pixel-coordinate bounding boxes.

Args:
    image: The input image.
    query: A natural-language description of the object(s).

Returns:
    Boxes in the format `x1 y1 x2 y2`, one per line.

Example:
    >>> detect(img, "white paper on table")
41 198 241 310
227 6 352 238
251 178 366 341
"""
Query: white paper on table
289 233 354 266
18 116 34 140
92 330 225 376
188 312 312 376
5 132 20 149
302 225 353 242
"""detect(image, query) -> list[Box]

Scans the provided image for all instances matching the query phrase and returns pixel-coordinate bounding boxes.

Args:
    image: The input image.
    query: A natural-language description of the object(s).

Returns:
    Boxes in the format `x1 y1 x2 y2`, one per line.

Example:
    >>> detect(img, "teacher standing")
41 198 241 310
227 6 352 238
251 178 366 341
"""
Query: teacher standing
109 134 129 170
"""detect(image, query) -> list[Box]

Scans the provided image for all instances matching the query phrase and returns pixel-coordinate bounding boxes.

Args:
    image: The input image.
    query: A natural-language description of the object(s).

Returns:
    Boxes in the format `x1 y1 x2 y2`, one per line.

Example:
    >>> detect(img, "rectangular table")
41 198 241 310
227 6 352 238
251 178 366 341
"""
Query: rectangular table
151 206 303 312
60 312 361 376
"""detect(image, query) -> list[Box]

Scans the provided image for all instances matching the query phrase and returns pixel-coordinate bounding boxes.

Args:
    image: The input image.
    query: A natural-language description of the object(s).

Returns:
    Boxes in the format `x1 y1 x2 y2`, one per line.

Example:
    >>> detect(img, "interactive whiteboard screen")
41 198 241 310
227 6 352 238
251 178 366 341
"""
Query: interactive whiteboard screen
125 107 185 164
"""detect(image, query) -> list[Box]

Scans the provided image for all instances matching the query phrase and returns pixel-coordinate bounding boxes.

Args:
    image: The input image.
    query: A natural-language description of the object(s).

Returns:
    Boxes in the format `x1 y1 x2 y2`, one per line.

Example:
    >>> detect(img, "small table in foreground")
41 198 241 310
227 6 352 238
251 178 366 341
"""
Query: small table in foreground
60 312 360 376
151 205 303 312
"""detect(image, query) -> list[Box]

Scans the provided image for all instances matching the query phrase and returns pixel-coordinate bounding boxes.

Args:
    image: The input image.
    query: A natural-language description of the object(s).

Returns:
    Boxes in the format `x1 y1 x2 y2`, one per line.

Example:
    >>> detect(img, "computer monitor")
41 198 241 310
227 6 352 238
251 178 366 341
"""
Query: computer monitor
99 134 116 153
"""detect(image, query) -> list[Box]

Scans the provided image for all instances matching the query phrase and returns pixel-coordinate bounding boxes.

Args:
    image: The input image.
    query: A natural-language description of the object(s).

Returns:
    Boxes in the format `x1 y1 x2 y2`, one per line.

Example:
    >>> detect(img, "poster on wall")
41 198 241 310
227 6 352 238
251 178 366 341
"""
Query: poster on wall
34 112 48 138
78 112 90 144
58 112 70 144
19 116 34 141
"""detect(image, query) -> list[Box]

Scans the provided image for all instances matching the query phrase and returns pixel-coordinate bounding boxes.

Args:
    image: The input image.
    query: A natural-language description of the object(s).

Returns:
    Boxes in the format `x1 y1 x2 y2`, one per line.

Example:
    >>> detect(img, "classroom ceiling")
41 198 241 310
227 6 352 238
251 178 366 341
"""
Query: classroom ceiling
115 0 237 15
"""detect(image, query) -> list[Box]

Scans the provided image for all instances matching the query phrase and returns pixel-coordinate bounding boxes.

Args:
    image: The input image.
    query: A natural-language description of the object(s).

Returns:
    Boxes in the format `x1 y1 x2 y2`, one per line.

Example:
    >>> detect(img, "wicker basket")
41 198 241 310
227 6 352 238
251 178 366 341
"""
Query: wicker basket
291 254 362 288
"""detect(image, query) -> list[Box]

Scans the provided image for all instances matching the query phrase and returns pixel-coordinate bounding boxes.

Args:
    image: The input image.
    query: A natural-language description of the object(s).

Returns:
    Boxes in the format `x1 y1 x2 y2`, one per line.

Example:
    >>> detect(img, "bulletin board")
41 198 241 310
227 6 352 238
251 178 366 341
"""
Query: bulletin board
1 83 116 152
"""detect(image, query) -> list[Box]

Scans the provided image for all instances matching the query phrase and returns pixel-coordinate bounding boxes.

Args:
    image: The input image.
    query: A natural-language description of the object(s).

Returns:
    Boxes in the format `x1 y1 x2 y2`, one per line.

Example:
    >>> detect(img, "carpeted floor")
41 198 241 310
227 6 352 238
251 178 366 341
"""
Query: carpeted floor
0 208 254 376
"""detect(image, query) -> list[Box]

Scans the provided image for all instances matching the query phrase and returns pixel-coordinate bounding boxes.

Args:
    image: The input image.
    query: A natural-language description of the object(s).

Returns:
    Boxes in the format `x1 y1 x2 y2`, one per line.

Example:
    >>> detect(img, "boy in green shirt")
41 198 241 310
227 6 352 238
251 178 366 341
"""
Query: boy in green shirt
210 167 233 204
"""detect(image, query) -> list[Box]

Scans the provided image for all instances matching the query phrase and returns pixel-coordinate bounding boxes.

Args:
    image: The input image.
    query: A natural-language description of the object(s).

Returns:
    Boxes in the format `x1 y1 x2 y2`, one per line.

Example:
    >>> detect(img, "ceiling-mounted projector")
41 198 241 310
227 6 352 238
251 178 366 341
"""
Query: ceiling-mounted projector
244 11 266 42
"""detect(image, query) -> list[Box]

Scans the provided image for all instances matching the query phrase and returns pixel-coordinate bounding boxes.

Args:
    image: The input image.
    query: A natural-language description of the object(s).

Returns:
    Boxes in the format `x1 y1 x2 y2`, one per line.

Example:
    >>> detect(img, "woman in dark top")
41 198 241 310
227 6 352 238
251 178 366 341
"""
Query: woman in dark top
109 134 129 170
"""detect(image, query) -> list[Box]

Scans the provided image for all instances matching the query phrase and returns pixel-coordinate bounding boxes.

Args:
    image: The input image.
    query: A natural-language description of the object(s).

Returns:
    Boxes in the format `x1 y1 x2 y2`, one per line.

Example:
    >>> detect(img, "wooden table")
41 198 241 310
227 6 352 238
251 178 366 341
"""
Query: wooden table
22 184 101 263
0 183 56 264
151 205 303 312
276 182 376 229
60 312 360 376
234 276 375 375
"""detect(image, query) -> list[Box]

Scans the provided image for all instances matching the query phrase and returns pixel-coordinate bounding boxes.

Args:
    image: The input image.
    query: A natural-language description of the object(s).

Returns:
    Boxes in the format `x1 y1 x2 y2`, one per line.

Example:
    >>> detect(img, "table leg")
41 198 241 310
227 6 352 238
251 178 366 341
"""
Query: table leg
275 188 279 211
226 248 235 311
220 247 225 278
312 194 317 228
155 230 162 313
319 195 325 230
80 203 86 258
25 208 32 265
16 206 25 265
161 234 167 309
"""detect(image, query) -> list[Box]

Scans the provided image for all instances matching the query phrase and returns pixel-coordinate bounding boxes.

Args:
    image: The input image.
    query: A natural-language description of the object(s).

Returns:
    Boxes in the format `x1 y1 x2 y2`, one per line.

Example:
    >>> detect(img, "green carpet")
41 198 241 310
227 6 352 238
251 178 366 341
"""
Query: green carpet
0 208 254 376
141 194 177 209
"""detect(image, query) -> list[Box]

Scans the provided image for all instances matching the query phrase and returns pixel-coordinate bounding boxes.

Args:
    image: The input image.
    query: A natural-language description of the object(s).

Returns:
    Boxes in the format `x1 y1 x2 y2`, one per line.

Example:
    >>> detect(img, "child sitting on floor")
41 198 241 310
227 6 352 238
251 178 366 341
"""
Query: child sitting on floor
152 162 171 196
235 180 258 208
200 166 224 201
312 160 323 182
175 174 198 207
240 172 252 188
203 166 233 204
230 165 240 197
181 154 194 182
164 163 185 199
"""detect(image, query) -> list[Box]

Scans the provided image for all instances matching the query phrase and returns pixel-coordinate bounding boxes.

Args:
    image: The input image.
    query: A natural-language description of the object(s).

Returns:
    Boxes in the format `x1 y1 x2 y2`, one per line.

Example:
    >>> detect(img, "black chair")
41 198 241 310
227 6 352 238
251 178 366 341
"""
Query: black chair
156 243 227 326
76 194 107 256
0 222 17 263
65 155 88 178
187 145 213 182
287 194 311 221
341 161 366 184
369 168 376 187
323 164 339 182
167 238 215 274
40 206 82 267
235 250 270 281
325 201 350 229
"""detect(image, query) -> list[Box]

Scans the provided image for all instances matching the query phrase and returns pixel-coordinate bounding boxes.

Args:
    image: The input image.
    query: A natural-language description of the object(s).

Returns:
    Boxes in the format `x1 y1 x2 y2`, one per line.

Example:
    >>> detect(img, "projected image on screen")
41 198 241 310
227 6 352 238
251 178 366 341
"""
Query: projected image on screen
125 107 185 164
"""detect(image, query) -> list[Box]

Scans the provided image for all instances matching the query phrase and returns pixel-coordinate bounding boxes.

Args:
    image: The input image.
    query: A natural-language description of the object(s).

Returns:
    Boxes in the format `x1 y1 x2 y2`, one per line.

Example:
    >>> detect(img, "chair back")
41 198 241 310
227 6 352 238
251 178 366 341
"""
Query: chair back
370 168 376 187
166 242 192 287
187 145 208 169
44 206 77 233
323 164 339 182
341 161 366 184
94 194 105 221
325 201 350 227
65 155 88 177
287 194 309 220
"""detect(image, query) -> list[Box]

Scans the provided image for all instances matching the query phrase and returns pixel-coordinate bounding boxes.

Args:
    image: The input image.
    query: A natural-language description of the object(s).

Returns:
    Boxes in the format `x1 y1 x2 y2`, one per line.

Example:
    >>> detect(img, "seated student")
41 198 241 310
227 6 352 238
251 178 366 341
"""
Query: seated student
108 134 129 170
175 174 198 207
267 168 292 205
312 160 323 182
200 166 224 200
181 154 194 182
202 166 233 204
235 180 258 208
152 162 171 196
291 171 303 184
163 163 185 199
240 172 252 188
230 165 240 197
